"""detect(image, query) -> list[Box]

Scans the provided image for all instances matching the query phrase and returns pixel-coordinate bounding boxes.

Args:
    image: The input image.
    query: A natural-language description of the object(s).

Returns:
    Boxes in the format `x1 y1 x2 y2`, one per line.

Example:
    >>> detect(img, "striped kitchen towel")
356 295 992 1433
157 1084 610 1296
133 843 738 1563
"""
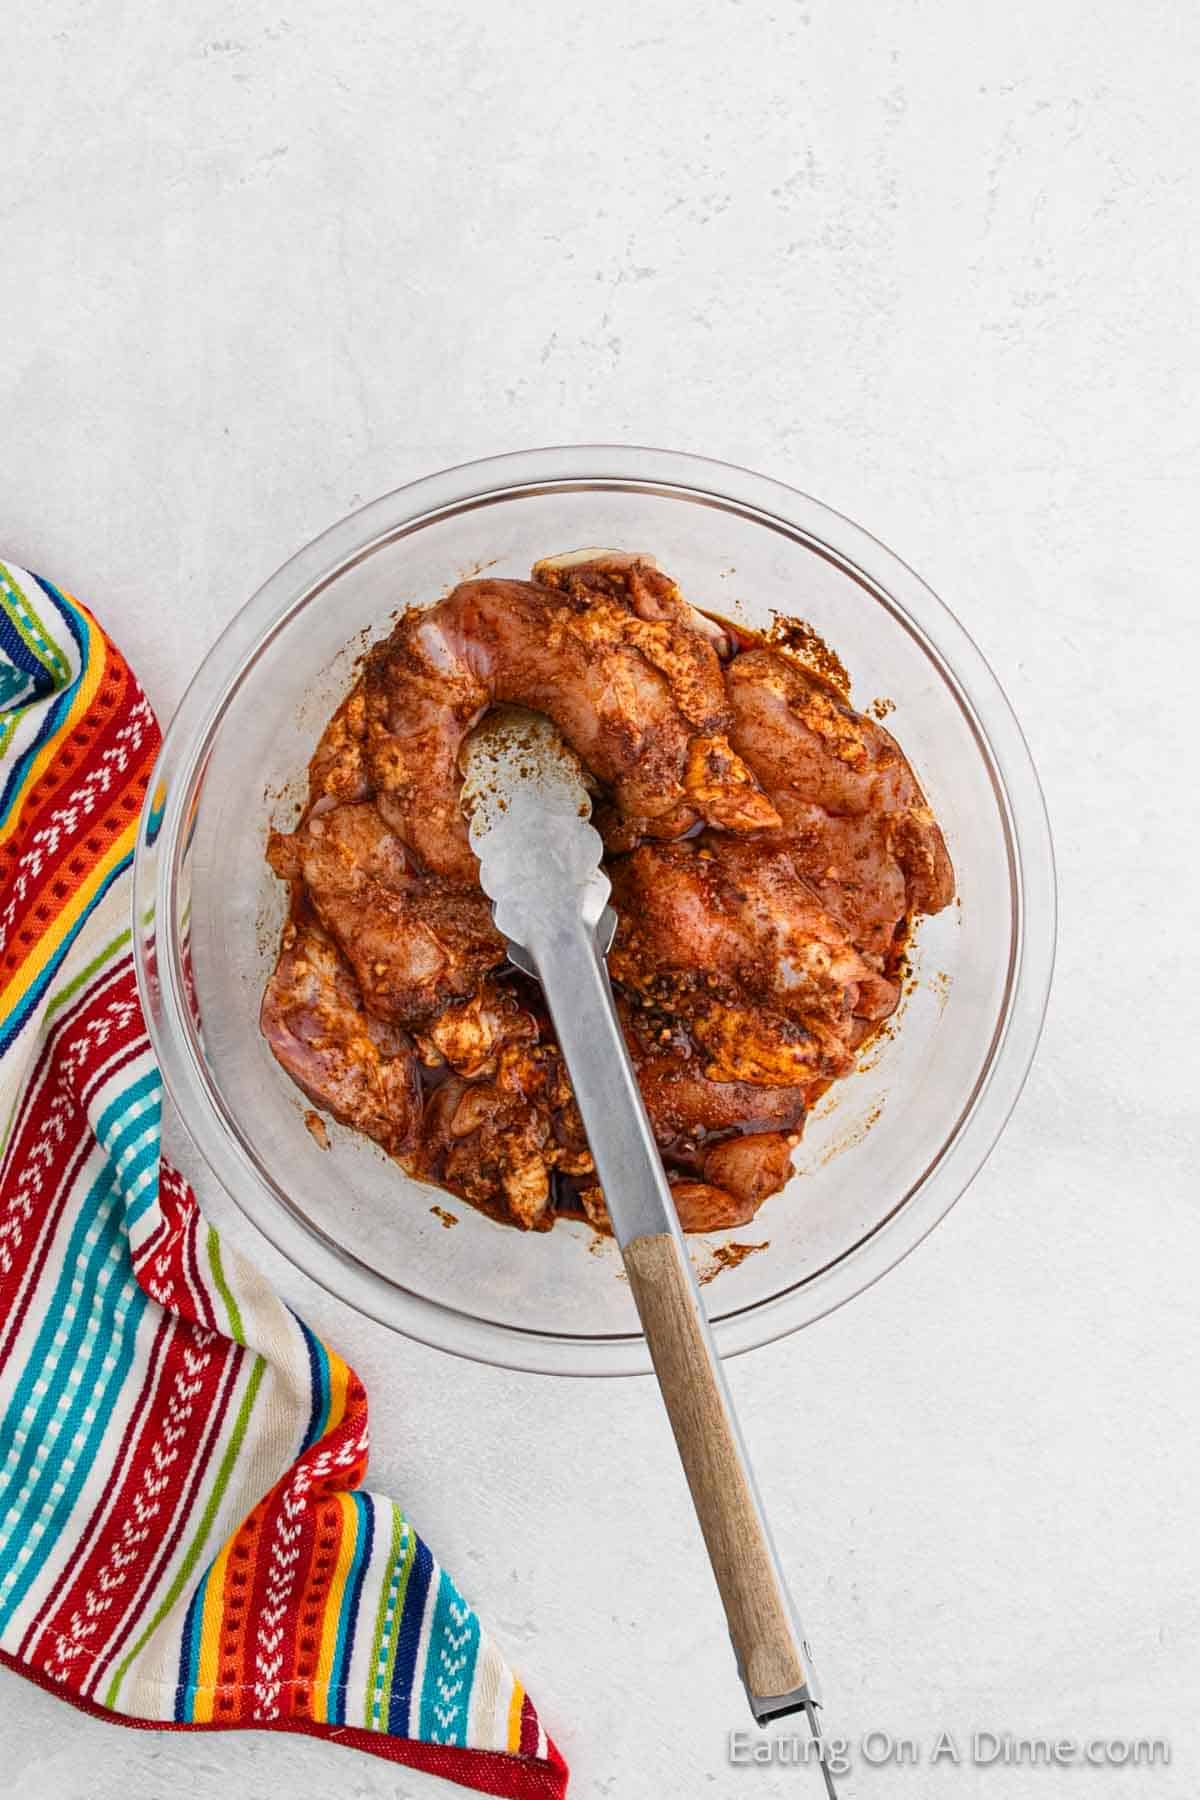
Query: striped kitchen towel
0 560 567 1798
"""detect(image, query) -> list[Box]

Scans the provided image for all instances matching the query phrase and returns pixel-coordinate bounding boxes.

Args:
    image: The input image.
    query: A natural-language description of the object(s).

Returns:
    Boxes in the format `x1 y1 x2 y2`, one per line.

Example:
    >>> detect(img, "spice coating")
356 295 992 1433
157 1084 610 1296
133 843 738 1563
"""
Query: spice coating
261 552 954 1233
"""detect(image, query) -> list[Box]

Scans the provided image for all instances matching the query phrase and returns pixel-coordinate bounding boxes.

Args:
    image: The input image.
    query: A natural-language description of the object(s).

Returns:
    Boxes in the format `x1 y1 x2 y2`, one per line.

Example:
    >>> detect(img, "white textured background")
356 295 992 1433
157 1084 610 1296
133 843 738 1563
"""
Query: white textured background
3 2 1198 1796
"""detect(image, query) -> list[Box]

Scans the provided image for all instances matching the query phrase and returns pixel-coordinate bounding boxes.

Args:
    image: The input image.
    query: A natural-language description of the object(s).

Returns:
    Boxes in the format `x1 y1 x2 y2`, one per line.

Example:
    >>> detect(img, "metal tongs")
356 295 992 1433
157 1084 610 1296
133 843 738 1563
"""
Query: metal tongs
464 708 836 1793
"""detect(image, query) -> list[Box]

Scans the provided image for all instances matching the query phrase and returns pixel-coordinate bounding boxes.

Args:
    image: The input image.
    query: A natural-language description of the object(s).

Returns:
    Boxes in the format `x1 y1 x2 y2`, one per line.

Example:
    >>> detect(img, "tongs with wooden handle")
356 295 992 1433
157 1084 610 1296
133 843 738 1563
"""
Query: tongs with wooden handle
465 710 835 1786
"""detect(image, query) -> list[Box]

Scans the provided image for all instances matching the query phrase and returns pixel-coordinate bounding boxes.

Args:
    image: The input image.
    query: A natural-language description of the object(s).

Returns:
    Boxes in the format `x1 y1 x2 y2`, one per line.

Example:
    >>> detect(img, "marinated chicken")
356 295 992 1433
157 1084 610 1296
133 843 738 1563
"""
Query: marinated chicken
262 551 955 1233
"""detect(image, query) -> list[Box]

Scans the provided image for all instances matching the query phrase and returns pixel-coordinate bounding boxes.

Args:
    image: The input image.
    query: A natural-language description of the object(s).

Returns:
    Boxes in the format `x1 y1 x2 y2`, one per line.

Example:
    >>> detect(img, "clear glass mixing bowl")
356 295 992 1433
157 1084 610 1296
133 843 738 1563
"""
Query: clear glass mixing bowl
134 447 1055 1375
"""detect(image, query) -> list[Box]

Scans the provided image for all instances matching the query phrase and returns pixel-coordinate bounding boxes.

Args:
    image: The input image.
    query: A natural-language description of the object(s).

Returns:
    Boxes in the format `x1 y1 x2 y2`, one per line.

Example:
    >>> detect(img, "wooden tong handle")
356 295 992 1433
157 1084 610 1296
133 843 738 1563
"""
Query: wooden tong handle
624 1231 808 1700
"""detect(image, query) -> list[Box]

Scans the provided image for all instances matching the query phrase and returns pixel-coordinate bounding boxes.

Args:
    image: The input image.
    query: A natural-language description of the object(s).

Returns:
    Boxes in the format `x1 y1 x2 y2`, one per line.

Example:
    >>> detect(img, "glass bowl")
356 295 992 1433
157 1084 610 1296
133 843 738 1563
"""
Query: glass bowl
134 446 1055 1376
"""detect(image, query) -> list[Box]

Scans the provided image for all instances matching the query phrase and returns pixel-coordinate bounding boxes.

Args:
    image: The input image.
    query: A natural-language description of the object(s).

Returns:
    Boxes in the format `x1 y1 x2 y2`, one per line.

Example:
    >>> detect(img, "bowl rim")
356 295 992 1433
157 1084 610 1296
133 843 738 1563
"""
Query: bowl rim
134 444 1056 1376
